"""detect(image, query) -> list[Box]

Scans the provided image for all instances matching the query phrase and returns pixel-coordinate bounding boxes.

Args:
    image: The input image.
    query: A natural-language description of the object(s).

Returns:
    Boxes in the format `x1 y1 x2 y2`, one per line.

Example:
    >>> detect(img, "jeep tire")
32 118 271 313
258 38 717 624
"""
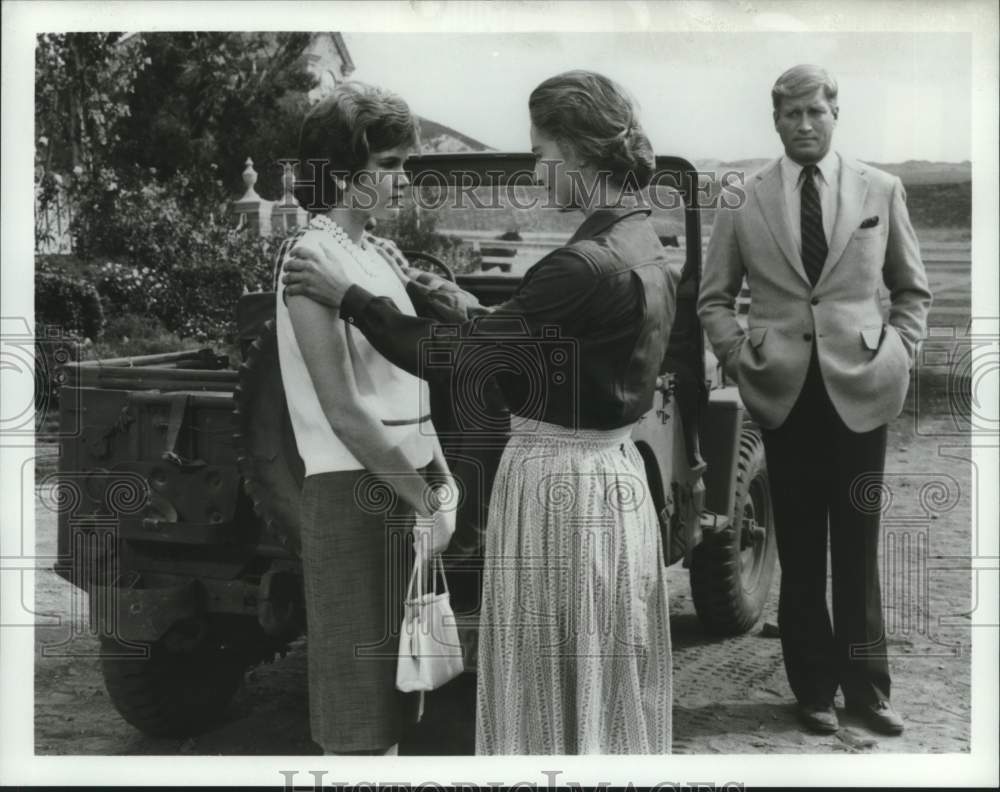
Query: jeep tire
690 429 777 635
99 634 246 738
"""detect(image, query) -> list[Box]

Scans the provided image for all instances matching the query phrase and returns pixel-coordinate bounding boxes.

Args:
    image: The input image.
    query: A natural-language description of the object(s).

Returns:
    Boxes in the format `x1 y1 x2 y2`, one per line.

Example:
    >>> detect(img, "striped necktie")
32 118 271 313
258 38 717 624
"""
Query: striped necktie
800 164 827 286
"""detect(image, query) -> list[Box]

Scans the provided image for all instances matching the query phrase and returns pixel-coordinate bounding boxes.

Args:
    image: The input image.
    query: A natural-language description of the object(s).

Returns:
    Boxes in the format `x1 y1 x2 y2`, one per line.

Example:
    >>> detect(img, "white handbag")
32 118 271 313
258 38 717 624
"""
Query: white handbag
396 555 464 693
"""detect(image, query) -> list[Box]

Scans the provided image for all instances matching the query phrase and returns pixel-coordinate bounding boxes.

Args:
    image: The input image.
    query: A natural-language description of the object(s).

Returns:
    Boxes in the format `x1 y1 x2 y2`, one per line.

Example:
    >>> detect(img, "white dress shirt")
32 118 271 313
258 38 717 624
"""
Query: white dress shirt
780 150 840 256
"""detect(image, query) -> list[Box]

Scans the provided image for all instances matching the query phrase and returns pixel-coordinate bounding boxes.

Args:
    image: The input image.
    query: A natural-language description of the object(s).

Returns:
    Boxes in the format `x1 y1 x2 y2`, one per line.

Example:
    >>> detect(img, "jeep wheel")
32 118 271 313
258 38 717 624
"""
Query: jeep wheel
690 428 776 635
100 632 246 738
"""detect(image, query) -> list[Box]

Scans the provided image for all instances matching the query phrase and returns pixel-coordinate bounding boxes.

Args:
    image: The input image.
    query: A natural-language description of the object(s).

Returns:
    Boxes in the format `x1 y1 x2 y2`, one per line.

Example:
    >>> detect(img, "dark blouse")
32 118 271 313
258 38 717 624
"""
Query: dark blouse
339 208 679 430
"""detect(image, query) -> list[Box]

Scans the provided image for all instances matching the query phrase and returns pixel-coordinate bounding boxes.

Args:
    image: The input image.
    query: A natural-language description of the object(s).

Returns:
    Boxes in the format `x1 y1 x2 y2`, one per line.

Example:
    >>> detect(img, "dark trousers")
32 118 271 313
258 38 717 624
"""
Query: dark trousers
760 350 891 708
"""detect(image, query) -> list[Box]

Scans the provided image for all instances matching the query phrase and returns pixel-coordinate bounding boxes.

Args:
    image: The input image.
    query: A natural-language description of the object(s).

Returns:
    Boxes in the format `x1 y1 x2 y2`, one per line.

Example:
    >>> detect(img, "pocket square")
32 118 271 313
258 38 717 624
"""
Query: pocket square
859 215 880 229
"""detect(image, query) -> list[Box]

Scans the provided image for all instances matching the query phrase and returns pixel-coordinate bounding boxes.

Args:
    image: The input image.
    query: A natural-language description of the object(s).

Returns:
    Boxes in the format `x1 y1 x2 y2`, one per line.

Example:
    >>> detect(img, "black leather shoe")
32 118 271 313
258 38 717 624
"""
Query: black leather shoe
848 699 904 735
796 702 839 734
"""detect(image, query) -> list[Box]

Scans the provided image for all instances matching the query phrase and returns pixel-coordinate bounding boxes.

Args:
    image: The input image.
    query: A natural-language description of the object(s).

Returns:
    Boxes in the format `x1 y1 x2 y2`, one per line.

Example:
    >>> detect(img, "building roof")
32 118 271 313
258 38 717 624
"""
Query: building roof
330 32 355 76
418 116 493 152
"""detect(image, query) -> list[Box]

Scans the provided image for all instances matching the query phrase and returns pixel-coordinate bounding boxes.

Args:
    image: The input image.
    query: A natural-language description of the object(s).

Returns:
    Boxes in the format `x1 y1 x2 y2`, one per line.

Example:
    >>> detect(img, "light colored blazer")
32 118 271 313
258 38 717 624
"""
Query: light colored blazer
698 155 932 433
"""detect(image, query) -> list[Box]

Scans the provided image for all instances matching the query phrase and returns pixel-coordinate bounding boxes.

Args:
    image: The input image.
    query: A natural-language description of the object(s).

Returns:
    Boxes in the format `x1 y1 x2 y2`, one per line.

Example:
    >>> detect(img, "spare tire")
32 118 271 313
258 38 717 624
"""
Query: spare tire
690 428 777 635
233 315 304 555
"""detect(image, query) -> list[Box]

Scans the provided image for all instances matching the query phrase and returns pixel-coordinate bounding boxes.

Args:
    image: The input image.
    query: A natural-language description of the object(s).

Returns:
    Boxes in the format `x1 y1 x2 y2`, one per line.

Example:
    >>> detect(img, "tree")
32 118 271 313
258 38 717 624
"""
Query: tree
115 32 316 197
35 32 147 174
36 32 318 199
35 33 318 341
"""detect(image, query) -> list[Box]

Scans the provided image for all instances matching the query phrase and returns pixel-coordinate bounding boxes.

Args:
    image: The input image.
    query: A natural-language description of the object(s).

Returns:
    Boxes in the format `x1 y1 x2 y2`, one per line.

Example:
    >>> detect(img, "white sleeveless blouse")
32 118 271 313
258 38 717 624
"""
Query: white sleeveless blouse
275 225 435 475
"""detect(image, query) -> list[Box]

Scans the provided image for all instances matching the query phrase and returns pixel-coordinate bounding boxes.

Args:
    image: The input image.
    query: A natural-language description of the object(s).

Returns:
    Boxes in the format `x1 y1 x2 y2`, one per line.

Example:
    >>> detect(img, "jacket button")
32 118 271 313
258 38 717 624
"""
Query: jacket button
810 297 820 305
803 332 813 342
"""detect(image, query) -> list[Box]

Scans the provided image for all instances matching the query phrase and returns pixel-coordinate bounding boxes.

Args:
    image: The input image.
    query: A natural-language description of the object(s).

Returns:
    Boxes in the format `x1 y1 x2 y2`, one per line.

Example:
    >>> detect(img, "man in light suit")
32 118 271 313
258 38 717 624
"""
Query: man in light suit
698 65 931 735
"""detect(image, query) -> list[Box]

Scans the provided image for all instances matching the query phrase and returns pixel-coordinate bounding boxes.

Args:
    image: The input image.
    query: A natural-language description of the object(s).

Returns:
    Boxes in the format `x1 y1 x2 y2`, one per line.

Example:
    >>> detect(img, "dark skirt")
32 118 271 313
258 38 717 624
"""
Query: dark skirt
299 470 418 753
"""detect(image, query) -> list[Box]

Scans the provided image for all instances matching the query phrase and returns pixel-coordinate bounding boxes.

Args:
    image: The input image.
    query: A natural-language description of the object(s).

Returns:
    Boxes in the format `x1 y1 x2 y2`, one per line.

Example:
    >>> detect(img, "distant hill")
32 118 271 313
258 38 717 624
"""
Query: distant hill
695 157 970 186
418 117 493 153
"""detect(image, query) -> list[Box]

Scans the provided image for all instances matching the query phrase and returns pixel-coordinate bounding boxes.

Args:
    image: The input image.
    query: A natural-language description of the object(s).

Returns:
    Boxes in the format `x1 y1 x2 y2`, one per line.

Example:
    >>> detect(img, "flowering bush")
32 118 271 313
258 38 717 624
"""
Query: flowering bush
69 165 278 342
95 261 171 317
167 257 252 341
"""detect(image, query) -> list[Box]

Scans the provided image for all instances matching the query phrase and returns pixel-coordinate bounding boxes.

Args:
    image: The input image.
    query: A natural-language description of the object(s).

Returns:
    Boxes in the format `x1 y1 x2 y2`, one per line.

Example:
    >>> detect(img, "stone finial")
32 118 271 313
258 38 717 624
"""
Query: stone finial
237 157 261 203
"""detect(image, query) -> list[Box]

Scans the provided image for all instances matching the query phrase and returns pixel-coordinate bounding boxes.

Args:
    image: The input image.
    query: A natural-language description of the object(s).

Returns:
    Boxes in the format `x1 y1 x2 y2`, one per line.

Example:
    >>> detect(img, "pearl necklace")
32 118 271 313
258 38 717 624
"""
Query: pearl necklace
309 215 380 278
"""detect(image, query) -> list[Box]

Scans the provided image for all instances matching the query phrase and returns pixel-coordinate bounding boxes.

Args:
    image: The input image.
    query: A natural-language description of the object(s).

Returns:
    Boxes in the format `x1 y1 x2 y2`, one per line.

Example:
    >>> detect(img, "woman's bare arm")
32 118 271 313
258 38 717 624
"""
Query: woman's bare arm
286 291 436 516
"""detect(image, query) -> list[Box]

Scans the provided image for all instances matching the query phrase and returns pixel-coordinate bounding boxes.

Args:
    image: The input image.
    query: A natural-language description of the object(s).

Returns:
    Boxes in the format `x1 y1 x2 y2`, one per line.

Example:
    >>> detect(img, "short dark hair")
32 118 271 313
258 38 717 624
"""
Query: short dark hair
294 82 419 212
771 64 839 111
528 70 655 189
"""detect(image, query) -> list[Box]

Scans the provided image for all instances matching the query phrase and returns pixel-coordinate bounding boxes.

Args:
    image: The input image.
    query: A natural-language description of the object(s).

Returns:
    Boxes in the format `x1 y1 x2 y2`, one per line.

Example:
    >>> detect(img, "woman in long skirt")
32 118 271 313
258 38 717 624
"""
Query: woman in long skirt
476 419 672 753
283 70 676 754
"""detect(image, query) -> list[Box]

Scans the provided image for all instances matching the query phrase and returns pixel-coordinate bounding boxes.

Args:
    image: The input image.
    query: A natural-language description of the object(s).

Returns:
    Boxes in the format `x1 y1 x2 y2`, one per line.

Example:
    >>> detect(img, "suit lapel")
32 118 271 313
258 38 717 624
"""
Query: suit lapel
753 161 811 287
817 156 869 286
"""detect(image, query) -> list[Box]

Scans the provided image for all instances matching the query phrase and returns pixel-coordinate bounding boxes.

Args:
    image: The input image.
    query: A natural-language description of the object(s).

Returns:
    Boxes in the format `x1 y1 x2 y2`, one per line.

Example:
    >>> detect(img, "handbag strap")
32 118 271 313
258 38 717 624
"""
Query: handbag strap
406 556 451 599
405 560 421 601
433 555 450 597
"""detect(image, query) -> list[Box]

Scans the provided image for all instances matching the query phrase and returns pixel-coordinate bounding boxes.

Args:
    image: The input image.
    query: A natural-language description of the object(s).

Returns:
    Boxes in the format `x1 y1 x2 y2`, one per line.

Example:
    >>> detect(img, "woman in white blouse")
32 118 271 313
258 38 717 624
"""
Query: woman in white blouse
274 82 453 756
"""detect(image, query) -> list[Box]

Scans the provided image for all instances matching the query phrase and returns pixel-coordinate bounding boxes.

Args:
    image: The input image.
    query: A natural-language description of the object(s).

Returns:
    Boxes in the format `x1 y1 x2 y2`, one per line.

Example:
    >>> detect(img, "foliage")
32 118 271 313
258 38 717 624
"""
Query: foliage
34 171 66 252
114 32 316 197
34 33 149 252
33 257 105 411
67 164 279 341
36 32 317 252
35 33 148 175
35 257 105 340
33 31 318 341
93 261 173 319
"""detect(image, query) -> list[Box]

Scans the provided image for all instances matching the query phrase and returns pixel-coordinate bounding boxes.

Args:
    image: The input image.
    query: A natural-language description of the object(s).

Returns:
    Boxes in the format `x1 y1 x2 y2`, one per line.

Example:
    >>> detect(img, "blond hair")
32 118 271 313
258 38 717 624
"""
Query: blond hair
771 64 838 111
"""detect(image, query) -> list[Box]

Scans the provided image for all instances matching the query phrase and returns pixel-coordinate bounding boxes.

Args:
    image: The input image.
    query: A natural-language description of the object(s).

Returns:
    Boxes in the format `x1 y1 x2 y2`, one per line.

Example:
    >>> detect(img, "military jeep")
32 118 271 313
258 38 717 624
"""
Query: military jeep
54 152 776 738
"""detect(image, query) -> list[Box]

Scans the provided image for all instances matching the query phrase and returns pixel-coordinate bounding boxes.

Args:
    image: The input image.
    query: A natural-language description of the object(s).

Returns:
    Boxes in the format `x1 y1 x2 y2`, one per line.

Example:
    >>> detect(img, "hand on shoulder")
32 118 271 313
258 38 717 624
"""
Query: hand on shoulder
282 235 354 309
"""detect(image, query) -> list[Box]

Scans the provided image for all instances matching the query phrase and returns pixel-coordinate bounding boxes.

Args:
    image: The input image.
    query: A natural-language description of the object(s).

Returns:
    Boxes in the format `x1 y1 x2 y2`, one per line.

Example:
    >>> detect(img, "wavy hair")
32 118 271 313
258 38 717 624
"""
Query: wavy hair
771 64 839 111
528 70 655 189
294 82 420 212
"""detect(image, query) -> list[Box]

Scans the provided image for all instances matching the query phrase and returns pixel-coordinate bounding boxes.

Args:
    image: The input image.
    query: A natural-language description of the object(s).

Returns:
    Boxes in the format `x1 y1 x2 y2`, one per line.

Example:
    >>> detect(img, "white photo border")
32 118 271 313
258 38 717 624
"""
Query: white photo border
2 0 997 787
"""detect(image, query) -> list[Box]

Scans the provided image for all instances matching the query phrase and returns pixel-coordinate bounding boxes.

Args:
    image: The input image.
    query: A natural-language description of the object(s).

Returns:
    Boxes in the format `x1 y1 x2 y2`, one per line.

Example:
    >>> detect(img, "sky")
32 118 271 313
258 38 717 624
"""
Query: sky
344 31 971 163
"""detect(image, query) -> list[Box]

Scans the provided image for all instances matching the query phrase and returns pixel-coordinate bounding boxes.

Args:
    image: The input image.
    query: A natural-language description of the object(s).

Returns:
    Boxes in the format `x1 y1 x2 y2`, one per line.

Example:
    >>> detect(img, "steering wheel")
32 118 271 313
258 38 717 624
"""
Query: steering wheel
401 250 456 283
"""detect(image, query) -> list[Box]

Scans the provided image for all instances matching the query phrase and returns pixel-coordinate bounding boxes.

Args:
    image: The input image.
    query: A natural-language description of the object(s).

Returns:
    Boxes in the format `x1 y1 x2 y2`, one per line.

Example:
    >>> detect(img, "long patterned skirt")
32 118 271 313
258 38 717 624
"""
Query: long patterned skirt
475 420 673 754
